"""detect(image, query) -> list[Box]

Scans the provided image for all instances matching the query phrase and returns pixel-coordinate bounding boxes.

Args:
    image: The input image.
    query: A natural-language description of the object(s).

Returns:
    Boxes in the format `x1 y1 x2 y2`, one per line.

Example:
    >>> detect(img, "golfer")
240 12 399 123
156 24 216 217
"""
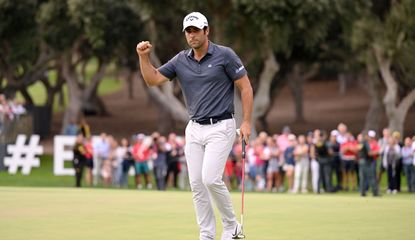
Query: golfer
136 12 253 240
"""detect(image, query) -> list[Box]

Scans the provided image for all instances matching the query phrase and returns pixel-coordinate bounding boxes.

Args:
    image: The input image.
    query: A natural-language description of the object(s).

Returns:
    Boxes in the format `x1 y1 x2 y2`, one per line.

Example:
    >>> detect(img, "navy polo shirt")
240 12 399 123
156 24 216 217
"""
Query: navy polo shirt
158 41 247 121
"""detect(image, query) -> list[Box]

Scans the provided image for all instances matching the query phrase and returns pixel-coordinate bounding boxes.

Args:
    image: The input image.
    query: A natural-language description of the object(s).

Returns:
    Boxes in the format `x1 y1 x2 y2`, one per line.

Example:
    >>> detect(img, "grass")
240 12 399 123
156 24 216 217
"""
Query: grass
0 187 414 240
1 156 414 239
0 155 137 188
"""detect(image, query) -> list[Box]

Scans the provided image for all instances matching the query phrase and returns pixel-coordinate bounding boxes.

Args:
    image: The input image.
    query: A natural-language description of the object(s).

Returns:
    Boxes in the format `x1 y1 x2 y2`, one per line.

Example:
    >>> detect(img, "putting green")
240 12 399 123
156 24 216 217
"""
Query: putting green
0 187 414 240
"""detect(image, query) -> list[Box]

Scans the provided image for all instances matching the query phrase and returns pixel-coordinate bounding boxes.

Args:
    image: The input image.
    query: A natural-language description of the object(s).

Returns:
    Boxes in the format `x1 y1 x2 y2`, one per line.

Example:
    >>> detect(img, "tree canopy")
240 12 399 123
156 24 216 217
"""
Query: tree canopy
1 0 414 135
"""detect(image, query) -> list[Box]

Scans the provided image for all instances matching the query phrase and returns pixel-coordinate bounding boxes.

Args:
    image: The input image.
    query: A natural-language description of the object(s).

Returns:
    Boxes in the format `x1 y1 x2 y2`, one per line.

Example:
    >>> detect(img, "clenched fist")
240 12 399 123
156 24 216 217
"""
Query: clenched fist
136 41 152 56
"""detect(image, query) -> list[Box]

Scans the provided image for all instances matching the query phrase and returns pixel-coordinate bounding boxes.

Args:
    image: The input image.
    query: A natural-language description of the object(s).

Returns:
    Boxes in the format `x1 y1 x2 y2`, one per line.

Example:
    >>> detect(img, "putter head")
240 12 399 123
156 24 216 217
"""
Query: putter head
232 224 245 239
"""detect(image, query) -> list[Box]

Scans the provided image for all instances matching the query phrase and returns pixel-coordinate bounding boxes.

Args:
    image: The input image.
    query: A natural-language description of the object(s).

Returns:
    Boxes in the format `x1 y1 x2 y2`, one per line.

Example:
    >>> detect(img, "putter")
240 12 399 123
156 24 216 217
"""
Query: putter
234 129 246 239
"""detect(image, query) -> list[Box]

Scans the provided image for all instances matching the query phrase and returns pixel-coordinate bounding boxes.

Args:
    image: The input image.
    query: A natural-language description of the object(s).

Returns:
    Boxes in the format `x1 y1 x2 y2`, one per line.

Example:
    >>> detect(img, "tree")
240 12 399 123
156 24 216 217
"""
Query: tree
0 0 54 104
233 0 335 128
352 0 415 135
38 0 145 132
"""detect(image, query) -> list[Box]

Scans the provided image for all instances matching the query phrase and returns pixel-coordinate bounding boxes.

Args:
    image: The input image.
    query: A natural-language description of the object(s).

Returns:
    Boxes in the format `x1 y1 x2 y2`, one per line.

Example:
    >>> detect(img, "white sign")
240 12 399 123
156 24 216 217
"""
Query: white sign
53 135 100 176
4 135 43 175
53 135 76 176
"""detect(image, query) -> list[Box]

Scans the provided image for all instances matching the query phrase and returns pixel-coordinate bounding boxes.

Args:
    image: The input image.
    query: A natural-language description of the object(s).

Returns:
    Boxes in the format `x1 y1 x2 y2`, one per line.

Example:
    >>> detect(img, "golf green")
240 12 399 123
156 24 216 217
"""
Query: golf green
0 187 414 240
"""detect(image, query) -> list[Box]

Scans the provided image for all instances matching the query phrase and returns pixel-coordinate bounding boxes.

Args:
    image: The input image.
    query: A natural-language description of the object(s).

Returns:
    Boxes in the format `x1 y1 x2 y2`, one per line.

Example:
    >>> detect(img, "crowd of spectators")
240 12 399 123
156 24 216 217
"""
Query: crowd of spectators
69 120 187 190
70 120 415 196
0 94 26 134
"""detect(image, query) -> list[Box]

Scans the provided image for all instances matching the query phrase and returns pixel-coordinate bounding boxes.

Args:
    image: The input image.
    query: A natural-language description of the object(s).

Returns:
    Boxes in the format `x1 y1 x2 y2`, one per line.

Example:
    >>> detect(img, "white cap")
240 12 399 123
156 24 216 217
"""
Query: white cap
368 130 376 138
330 130 339 136
288 134 296 141
182 12 208 31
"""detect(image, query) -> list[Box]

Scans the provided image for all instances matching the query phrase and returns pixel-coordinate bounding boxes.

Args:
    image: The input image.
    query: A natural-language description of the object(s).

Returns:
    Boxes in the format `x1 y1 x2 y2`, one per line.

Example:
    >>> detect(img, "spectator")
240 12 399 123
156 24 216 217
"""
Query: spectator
84 137 94 186
224 153 235 191
176 136 188 190
284 134 296 193
382 136 401 194
313 131 333 193
254 135 267 191
120 138 134 188
101 136 116 187
9 99 26 117
246 140 257 191
73 133 87 187
166 133 181 189
293 134 309 194
336 123 348 145
392 131 403 191
78 117 91 139
232 139 245 191
340 132 358 191
94 133 111 185
133 135 153 189
328 130 342 191
0 94 12 122
401 137 414 192
266 136 280 192
357 132 379 197
63 118 78 136
368 130 381 193
377 128 391 185
153 135 168 190
277 126 291 192
308 131 319 193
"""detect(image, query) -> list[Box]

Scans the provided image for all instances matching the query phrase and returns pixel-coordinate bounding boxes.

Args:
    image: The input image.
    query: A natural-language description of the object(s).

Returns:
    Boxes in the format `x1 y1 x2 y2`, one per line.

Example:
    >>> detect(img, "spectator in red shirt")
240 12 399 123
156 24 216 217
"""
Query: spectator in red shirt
340 132 358 191
132 134 153 189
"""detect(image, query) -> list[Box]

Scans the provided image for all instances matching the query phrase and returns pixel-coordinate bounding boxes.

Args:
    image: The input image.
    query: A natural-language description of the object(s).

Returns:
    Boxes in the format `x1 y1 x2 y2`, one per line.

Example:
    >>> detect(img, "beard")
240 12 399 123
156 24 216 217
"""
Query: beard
188 37 206 49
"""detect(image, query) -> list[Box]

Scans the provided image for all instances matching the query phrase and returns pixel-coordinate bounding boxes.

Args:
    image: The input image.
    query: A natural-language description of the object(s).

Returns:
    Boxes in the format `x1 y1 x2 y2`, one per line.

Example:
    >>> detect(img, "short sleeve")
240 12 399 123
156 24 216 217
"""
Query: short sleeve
224 48 247 81
158 55 178 80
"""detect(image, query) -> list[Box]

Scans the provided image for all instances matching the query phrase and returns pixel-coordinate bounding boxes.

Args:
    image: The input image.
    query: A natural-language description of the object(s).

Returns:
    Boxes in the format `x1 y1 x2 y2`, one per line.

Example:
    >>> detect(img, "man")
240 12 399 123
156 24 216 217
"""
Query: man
94 132 110 185
377 128 390 185
136 12 253 240
73 133 87 187
132 134 153 189
340 132 358 191
356 132 379 197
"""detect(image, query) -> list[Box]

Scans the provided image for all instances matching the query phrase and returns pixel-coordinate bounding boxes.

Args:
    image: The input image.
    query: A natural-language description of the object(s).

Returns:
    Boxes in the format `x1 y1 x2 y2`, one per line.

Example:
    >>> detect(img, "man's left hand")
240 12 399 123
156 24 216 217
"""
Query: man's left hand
239 121 251 144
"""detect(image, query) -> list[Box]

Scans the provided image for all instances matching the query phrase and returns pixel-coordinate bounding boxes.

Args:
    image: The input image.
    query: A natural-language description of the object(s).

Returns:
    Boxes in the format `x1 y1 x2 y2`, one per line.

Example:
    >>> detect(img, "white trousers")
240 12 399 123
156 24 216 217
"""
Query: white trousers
311 159 320 193
185 119 237 240
293 158 309 193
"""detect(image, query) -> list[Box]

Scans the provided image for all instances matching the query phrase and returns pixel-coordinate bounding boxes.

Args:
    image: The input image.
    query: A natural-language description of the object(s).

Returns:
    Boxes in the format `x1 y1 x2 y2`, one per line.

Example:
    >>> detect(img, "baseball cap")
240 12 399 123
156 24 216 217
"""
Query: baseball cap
182 12 208 31
368 130 376 138
288 134 296 141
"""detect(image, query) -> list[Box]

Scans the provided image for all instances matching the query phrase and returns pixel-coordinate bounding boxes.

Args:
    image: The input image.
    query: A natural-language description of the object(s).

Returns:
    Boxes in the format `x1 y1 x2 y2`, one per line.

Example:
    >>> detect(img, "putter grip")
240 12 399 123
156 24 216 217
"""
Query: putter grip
242 139 246 159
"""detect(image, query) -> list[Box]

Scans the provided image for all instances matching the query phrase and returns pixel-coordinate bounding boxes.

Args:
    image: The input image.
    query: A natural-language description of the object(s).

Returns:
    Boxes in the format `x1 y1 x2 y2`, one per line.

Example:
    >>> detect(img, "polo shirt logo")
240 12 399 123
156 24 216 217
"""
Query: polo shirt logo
236 66 245 73
208 64 212 68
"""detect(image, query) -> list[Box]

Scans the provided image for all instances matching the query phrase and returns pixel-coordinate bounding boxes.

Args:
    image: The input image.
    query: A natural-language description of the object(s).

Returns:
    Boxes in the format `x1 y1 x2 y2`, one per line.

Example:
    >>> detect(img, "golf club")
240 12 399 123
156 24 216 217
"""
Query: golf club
234 129 246 239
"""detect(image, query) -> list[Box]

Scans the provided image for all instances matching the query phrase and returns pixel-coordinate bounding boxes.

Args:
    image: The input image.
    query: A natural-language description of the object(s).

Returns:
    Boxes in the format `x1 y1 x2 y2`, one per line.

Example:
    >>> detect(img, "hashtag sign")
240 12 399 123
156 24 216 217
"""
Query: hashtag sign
4 135 43 175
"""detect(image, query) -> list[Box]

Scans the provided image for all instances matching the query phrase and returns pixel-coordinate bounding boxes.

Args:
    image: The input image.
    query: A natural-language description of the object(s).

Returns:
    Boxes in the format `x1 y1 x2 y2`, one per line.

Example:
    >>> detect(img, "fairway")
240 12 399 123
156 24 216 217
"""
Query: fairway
0 187 414 240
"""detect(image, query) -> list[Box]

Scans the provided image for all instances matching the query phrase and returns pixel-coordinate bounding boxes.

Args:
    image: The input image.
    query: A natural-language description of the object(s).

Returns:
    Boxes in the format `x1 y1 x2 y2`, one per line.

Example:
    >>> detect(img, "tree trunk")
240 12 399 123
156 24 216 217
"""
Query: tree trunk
287 63 319 123
82 61 108 116
61 55 83 132
363 67 383 132
250 50 280 138
288 64 305 123
19 88 34 106
373 45 415 135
